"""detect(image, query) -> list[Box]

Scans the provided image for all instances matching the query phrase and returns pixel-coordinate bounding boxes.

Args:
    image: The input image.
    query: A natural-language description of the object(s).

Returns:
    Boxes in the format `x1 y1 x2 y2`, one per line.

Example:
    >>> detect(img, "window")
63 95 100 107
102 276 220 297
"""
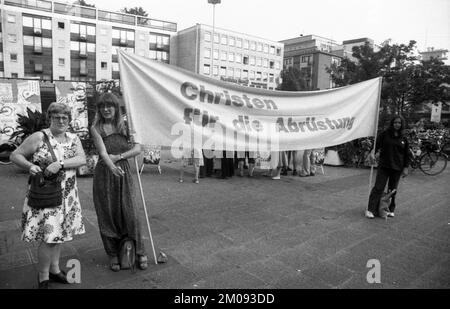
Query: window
126 31 134 41
87 43 96 53
8 34 17 43
80 42 87 56
235 68 241 79
70 23 79 34
256 57 262 67
205 31 211 42
221 35 227 45
250 41 256 50
7 15 16 23
59 76 65 81
264 44 269 53
269 61 274 69
213 49 219 60
228 52 234 62
41 19 51 30
213 33 219 43
263 72 268 81
42 38 52 48
257 43 263 52
227 67 234 78
243 56 249 65
23 16 33 27
11 73 19 78
101 62 108 70
221 51 227 61
58 58 65 66
87 26 96 36
243 70 248 79
276 48 282 56
236 38 242 48
301 56 311 63
250 70 255 80
236 54 242 63
34 63 43 73
269 46 275 54
269 73 274 82
71 41 80 51
250 56 255 66
263 58 268 68
24 35 34 46
34 38 42 53
256 71 262 80
203 64 210 75
80 60 87 75
112 29 120 39
243 40 249 49
275 61 281 70
58 22 65 29
204 48 211 59
220 66 226 76
11 54 18 62
229 37 235 47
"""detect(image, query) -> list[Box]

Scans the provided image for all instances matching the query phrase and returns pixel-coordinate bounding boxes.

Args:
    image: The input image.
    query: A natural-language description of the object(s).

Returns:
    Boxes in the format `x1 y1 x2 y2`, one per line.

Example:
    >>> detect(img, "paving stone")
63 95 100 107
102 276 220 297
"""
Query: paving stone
271 272 331 289
300 261 354 287
193 268 266 289
240 257 296 283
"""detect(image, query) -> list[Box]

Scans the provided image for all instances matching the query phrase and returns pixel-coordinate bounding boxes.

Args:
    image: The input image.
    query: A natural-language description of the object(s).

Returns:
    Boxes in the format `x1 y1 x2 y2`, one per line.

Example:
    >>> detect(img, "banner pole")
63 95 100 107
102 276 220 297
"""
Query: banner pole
367 77 383 207
134 156 158 265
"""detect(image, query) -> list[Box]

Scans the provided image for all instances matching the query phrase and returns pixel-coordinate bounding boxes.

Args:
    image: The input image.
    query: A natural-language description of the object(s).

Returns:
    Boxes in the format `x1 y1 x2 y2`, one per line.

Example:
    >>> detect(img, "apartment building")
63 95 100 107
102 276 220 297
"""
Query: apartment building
280 34 343 90
419 47 448 62
0 0 177 81
171 24 284 90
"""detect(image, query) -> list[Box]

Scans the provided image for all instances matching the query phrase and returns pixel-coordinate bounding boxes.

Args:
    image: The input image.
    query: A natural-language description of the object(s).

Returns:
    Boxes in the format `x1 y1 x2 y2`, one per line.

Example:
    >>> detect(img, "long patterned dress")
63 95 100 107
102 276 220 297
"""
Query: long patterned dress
92 128 146 257
21 129 85 243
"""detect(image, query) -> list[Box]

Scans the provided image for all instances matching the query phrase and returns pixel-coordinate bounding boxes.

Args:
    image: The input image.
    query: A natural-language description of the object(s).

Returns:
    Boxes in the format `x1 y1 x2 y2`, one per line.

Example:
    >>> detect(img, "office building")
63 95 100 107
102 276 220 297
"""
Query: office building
0 0 177 81
171 24 284 90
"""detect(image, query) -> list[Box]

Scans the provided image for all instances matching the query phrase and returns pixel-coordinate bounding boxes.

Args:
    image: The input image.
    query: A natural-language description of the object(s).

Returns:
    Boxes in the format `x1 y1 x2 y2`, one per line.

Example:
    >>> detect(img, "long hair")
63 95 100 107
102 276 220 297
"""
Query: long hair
92 93 126 135
387 115 406 137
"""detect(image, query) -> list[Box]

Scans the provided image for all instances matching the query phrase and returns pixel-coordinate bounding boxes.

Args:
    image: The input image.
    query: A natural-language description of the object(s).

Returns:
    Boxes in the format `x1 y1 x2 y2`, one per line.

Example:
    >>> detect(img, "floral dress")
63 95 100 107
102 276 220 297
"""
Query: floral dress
21 129 85 243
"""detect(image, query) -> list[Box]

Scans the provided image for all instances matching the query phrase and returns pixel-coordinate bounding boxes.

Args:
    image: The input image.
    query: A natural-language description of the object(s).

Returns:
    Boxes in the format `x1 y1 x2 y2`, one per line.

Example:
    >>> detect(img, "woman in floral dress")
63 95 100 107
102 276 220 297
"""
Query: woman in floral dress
10 103 86 289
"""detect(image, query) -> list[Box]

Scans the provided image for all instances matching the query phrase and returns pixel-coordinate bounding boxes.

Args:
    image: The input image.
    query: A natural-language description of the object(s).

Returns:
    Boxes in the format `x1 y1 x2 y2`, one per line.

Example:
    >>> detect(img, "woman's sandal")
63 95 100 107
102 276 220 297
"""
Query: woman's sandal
110 257 120 272
137 255 148 270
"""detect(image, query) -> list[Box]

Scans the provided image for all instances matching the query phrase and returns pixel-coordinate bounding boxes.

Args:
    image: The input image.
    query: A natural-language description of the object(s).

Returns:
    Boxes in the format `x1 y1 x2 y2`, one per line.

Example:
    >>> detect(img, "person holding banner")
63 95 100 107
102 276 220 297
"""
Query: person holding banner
366 115 410 218
10 102 86 289
91 93 148 271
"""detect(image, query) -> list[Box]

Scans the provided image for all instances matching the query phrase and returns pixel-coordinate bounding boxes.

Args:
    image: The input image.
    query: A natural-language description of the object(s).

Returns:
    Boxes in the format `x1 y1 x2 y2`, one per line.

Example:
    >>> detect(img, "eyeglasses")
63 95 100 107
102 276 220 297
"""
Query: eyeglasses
51 116 69 122
99 104 115 109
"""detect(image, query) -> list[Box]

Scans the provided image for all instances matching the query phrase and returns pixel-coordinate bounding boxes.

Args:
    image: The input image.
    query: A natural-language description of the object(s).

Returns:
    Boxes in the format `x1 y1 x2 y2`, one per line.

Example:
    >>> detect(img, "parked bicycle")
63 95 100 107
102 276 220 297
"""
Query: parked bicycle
409 135 448 176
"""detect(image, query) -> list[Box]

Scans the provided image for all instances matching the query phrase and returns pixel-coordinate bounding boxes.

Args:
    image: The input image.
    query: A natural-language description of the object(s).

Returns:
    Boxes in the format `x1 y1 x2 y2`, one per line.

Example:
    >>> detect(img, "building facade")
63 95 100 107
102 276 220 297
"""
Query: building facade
280 34 342 90
171 24 284 90
419 47 448 62
0 0 177 81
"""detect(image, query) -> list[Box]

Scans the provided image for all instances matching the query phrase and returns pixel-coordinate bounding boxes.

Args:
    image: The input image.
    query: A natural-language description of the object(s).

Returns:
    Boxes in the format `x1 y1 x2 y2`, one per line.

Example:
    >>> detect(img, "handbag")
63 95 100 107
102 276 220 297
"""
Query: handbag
27 131 63 209
118 237 136 272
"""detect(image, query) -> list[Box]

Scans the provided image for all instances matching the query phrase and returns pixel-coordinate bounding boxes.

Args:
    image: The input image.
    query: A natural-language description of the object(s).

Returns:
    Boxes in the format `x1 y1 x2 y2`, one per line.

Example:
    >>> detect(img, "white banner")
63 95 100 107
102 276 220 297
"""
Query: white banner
118 51 381 152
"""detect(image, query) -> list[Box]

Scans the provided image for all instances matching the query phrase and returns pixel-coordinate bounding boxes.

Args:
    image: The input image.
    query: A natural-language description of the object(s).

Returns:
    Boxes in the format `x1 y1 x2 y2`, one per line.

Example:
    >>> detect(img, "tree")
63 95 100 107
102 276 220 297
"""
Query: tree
277 66 310 91
73 0 95 7
121 7 148 17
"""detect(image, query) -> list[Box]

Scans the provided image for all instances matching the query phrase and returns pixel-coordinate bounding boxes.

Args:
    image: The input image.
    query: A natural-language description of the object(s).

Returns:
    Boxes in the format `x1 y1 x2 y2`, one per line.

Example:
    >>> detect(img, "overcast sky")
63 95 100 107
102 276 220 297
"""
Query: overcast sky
94 0 449 60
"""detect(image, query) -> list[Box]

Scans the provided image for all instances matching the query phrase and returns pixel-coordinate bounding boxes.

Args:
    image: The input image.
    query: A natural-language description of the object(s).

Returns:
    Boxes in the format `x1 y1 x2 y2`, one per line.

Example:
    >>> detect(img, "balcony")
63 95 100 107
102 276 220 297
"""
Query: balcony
54 2 96 19
137 17 177 32
98 10 135 26
4 0 52 12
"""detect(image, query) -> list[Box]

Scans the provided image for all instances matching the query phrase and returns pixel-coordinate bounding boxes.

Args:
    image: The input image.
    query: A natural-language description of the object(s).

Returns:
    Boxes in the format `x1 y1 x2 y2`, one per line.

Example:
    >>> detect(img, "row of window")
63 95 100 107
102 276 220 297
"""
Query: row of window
283 56 313 66
205 48 281 70
202 64 276 82
204 31 282 56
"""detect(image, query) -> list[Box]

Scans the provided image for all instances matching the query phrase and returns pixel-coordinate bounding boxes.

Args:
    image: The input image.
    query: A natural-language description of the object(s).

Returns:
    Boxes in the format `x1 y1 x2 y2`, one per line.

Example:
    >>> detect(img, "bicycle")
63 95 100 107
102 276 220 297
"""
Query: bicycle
409 137 448 176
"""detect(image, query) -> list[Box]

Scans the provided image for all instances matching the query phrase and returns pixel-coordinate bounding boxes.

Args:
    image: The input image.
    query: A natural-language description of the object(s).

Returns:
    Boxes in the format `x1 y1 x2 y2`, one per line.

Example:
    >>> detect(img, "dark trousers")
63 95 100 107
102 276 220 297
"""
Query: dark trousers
221 151 234 178
367 167 402 215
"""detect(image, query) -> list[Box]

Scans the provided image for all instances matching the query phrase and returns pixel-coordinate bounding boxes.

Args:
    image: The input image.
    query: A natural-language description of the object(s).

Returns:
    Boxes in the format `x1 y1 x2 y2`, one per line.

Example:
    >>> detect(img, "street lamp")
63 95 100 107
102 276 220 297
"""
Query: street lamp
208 0 221 78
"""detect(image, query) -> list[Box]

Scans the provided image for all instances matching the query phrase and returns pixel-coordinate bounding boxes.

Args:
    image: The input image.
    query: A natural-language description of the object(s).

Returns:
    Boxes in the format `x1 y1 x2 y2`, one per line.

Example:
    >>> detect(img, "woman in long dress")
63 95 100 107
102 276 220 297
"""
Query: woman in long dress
91 93 148 271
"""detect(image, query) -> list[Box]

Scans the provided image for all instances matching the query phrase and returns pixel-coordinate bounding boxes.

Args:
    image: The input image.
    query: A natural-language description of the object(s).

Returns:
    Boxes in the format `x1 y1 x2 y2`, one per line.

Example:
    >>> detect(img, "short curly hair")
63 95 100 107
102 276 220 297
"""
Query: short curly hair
46 102 72 124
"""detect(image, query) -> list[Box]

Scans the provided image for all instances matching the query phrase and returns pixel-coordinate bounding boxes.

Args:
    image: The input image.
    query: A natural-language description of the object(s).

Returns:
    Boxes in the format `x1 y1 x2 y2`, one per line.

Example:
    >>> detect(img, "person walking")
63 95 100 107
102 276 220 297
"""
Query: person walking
366 115 410 218
91 93 148 271
10 102 86 289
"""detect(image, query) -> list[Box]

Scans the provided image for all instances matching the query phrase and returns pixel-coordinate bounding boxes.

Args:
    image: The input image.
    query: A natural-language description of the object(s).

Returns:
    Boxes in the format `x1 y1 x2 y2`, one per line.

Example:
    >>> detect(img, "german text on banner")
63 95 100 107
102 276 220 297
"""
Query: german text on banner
118 51 381 152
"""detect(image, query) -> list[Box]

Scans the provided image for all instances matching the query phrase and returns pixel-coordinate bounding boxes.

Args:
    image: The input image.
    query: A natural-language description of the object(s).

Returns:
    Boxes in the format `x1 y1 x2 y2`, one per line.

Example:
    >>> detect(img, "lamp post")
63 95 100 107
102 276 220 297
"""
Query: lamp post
208 0 221 78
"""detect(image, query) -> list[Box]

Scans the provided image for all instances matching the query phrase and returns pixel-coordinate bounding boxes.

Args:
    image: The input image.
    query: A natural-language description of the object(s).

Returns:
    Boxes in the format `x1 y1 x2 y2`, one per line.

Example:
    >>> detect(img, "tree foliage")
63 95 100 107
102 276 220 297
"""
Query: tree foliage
277 66 310 91
121 7 148 17
73 0 95 7
327 40 450 122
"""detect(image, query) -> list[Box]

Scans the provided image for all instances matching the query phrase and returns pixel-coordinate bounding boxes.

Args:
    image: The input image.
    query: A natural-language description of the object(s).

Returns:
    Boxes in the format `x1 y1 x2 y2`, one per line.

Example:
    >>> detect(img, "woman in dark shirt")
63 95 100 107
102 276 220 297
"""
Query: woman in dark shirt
366 116 410 218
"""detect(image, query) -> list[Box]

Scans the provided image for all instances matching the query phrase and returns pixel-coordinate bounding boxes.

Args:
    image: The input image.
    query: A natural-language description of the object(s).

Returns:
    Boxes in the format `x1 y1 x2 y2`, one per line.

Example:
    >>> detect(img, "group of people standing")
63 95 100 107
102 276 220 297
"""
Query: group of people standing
10 90 410 288
10 93 147 289
179 149 320 183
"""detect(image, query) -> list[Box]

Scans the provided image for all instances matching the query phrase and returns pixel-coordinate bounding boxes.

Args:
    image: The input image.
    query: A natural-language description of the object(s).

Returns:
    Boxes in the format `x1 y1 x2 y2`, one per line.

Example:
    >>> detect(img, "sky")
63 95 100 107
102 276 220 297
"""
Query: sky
94 0 450 61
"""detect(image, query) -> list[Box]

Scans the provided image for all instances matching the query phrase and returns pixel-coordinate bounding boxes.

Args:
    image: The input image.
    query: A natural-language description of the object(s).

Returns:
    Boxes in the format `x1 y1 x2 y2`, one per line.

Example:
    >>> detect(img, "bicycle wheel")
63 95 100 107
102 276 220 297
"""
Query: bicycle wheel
419 152 447 176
